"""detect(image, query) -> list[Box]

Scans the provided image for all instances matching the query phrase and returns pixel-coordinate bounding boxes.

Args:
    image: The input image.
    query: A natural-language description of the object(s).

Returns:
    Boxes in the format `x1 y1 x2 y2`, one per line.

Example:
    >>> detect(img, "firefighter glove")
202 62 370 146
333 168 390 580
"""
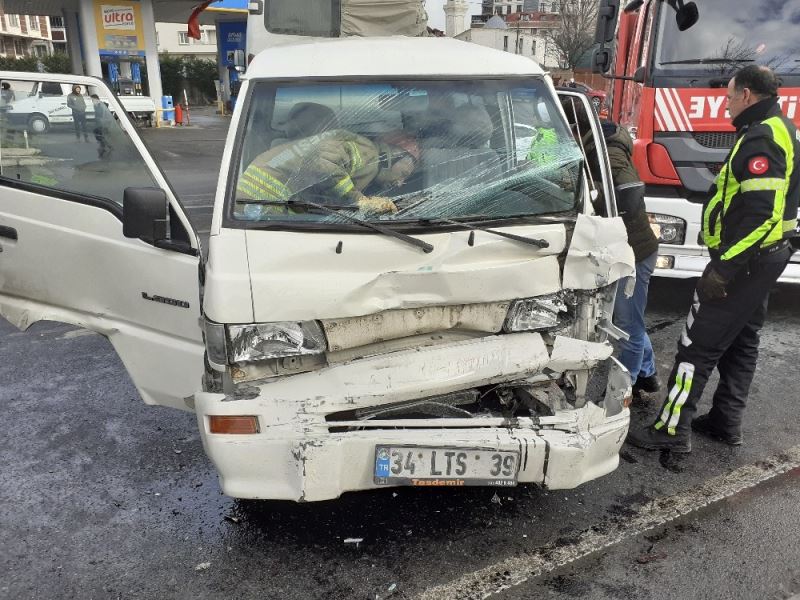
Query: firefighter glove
358 196 398 214
697 266 728 302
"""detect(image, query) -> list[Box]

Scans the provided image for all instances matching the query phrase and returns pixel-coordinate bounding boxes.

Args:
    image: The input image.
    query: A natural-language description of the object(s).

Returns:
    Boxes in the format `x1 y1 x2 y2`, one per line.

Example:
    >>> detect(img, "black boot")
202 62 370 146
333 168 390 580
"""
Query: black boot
626 424 691 452
633 372 660 397
691 413 742 446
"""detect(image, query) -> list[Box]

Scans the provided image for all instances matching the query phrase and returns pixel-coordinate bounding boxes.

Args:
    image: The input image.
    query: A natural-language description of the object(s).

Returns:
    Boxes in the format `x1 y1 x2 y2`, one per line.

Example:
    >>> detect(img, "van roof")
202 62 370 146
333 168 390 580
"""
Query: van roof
245 36 547 79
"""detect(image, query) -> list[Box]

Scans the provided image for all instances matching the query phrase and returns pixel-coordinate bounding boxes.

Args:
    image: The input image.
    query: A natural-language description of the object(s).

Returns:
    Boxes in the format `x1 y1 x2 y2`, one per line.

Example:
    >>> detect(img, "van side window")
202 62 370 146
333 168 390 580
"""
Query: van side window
0 78 157 207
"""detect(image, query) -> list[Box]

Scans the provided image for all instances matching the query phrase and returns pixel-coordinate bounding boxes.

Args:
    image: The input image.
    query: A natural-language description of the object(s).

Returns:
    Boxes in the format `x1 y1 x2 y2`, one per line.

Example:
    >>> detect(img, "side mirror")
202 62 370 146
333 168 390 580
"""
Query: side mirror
675 1 699 31
123 187 168 243
594 0 620 44
633 66 646 83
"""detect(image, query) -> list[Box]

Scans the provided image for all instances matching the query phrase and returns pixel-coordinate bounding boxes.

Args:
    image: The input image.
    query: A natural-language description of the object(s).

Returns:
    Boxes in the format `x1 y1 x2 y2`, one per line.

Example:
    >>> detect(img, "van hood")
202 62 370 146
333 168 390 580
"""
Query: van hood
227 216 634 323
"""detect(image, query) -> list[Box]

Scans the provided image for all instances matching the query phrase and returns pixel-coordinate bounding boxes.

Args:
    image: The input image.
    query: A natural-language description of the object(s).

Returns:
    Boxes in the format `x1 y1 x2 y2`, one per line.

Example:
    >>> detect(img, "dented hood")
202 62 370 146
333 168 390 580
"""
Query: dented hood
241 215 634 323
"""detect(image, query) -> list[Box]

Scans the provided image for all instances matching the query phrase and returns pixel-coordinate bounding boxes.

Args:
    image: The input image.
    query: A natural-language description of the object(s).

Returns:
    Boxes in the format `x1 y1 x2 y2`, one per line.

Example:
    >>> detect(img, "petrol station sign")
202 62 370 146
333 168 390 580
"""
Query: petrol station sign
94 1 146 56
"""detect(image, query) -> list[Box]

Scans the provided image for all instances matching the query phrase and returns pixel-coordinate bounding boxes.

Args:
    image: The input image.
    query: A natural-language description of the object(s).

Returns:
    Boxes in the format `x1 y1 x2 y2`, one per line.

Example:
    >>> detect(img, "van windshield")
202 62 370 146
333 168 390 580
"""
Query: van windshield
229 78 583 227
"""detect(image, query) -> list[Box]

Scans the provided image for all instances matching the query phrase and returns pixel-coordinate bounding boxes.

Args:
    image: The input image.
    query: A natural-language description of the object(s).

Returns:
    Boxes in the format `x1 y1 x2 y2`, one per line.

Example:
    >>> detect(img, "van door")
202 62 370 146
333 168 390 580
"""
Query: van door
0 73 203 411
556 89 617 216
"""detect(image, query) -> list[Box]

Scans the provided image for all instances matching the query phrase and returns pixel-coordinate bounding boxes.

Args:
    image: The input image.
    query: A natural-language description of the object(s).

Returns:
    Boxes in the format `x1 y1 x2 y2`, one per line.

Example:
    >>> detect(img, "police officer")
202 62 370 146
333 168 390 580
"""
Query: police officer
627 65 798 452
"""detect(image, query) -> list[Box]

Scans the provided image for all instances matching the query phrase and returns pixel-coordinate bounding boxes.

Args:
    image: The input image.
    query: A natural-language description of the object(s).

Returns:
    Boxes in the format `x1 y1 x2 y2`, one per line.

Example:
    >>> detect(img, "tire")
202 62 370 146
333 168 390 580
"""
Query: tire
28 113 50 134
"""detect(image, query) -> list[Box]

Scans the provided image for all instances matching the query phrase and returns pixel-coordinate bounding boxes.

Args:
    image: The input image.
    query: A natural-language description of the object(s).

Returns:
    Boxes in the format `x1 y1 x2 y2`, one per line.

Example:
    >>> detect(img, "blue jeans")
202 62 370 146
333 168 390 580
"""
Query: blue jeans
614 251 657 384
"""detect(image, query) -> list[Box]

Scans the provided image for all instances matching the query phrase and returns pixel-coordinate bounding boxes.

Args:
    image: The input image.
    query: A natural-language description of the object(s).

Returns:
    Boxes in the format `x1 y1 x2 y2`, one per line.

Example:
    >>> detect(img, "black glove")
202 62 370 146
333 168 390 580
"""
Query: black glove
697 266 728 302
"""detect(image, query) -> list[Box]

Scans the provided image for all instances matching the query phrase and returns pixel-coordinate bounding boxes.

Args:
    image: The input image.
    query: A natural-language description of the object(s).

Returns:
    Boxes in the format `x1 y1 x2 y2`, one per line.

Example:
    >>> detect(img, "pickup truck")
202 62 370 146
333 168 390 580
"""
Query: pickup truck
0 37 636 502
1 81 156 132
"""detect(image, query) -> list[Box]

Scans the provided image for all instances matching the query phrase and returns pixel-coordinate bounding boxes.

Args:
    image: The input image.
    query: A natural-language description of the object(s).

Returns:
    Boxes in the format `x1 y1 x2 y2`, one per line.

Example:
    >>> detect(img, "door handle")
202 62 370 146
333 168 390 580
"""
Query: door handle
0 225 18 240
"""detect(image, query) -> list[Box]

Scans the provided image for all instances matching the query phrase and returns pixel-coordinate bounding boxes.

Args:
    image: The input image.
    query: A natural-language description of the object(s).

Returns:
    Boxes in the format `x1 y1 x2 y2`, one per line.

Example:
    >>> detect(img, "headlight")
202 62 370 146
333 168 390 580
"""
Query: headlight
503 294 568 332
648 213 686 244
227 321 327 363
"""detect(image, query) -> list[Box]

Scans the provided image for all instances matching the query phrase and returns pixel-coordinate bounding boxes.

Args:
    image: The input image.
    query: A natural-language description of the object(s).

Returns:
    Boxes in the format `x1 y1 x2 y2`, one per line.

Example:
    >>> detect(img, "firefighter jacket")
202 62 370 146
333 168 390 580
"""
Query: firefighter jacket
703 98 800 280
236 129 390 207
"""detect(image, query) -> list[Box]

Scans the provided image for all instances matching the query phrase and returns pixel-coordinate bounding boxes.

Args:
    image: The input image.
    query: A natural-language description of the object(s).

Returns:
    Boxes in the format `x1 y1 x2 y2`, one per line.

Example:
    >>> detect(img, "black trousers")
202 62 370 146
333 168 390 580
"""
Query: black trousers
653 245 792 438
73 112 87 138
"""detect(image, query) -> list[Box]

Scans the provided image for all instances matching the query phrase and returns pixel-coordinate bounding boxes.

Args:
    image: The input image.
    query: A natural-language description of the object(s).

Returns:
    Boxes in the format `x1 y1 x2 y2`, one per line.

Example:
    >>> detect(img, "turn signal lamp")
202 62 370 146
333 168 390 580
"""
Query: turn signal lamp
209 415 260 435
647 143 680 181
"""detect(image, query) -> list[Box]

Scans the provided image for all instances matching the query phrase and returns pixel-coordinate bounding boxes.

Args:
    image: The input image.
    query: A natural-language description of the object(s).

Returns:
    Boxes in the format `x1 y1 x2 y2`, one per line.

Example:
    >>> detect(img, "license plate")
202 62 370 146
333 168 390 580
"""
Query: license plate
373 446 519 487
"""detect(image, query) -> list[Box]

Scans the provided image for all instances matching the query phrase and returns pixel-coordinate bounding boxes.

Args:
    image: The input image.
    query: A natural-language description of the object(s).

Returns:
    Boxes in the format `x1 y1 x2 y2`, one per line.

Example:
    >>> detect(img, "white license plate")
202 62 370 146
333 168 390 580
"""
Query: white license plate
373 446 519 487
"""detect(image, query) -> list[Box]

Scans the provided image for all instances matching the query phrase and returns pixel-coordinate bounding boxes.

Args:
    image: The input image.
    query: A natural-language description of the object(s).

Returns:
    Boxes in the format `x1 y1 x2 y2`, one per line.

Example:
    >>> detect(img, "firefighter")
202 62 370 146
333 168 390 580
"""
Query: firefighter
235 129 420 216
627 66 798 452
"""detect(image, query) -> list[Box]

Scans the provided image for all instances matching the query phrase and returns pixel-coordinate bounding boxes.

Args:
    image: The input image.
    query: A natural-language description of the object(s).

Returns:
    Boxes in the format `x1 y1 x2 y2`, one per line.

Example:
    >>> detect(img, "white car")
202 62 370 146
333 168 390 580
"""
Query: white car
2 81 155 132
0 39 635 502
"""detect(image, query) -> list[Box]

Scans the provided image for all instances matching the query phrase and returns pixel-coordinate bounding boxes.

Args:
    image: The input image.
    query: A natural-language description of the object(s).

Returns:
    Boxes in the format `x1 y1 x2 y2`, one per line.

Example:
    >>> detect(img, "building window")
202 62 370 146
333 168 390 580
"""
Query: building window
531 40 537 55
518 38 524 53
15 39 26 56
503 35 508 51
551 2 558 12
178 31 189 45
506 5 511 14
516 4 522 12
29 16 39 31
50 16 64 28
8 14 19 27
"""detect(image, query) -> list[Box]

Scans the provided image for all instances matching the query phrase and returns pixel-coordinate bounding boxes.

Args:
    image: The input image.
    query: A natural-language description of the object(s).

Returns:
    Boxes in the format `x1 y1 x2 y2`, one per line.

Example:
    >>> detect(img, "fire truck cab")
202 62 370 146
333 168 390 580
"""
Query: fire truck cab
594 0 800 283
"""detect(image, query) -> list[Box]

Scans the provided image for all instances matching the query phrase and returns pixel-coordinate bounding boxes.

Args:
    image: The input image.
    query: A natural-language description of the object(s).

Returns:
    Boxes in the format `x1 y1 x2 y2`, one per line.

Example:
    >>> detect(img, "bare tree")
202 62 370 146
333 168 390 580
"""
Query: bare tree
544 0 599 70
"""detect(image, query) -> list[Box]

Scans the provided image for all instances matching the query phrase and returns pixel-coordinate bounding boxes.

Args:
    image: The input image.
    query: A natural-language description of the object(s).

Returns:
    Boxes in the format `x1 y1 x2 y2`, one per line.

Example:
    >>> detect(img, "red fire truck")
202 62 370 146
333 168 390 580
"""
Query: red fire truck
593 0 800 282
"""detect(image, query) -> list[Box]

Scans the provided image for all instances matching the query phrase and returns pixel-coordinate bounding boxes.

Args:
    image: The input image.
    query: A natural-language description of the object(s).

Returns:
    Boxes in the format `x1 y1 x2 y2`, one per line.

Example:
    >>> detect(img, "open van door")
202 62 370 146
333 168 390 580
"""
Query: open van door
0 74 203 411
556 89 618 217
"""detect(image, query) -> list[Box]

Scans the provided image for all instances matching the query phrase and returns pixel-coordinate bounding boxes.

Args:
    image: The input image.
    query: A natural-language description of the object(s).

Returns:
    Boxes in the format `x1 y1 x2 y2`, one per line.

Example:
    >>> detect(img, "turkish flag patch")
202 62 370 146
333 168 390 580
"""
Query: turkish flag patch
748 156 770 175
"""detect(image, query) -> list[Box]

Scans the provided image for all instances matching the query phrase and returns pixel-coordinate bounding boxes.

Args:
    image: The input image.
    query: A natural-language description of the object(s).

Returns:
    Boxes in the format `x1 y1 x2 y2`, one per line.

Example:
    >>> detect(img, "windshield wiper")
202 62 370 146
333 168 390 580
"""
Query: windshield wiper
418 216 550 249
237 199 434 254
660 58 755 65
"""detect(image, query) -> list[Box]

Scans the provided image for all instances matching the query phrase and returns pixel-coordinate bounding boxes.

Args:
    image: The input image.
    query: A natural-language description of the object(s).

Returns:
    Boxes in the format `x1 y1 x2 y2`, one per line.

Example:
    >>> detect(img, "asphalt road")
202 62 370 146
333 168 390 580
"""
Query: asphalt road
1 111 799 600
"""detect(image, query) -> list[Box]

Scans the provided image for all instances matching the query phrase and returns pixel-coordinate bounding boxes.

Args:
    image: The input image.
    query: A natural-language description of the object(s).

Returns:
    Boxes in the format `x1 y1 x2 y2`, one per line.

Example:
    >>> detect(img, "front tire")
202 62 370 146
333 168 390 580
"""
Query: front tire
28 113 50 134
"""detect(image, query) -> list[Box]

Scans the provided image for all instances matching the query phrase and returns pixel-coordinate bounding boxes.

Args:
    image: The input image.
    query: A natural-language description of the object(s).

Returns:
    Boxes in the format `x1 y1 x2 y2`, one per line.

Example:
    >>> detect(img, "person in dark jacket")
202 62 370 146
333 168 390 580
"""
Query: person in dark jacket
565 98 661 397
67 84 89 142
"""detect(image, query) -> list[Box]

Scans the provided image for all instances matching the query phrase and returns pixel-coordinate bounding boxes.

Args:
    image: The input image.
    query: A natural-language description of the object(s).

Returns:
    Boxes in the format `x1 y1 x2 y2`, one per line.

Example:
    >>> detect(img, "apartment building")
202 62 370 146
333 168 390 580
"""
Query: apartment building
155 22 217 59
0 11 53 58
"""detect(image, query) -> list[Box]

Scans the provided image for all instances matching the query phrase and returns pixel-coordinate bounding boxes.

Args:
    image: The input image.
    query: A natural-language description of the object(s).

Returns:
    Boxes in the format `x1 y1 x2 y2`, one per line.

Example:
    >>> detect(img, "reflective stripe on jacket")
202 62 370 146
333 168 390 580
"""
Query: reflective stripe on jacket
703 100 800 279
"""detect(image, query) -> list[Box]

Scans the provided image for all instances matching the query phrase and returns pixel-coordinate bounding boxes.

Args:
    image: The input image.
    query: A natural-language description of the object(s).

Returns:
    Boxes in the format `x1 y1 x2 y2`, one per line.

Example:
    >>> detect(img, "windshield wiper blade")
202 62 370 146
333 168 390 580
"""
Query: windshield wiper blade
660 58 755 65
237 199 434 254
420 216 550 249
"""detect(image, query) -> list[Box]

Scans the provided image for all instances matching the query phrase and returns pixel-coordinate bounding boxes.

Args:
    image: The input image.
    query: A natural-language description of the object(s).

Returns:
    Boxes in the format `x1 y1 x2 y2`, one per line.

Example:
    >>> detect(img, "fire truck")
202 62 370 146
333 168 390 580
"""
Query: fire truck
593 0 800 282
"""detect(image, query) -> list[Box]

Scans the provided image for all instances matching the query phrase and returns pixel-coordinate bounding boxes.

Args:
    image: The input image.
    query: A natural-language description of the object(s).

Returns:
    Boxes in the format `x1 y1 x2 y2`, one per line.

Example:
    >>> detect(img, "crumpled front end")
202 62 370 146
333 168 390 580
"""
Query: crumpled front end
198 215 635 501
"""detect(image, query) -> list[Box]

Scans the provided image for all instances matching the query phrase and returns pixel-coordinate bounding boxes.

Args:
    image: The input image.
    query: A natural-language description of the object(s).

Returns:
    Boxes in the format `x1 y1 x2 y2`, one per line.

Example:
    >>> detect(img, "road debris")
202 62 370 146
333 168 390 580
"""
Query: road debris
344 537 364 548
194 562 211 571
224 515 241 524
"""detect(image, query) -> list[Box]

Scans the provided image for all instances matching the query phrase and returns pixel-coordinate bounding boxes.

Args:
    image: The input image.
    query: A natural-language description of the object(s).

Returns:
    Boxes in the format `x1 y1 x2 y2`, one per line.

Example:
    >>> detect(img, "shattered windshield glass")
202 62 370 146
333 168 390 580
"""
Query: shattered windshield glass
229 78 584 227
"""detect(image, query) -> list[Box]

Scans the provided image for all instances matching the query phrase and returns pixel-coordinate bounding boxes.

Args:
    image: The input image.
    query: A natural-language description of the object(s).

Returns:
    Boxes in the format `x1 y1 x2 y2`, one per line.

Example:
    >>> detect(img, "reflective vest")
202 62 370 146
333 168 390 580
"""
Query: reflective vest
703 115 798 261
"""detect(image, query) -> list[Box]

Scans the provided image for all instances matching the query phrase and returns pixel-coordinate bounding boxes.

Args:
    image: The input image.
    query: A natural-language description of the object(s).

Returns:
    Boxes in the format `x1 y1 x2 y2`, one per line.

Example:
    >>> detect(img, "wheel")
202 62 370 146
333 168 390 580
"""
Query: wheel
28 113 50 134
591 96 602 111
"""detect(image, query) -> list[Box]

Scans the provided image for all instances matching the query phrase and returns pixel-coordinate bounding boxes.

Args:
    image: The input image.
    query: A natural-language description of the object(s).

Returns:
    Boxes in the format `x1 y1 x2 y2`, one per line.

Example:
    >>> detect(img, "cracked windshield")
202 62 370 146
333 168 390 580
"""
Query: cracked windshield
655 0 800 77
231 78 583 225
0 77 156 205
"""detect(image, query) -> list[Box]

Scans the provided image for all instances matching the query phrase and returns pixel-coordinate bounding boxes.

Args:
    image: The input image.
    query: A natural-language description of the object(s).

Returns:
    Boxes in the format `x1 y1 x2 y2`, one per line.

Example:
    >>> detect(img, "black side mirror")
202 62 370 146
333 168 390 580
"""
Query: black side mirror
676 2 699 31
633 66 647 83
674 0 699 31
123 187 168 243
594 0 620 45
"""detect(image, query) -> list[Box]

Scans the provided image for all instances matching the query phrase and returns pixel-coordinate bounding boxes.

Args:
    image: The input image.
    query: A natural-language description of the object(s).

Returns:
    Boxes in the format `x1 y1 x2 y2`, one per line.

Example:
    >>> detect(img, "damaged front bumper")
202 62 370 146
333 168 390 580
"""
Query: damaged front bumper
195 332 631 501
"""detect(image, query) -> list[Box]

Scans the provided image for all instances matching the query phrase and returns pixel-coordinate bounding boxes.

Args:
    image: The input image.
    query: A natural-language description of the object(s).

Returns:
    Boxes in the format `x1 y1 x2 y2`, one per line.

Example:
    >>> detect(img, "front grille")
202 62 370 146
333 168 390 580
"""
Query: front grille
692 132 736 149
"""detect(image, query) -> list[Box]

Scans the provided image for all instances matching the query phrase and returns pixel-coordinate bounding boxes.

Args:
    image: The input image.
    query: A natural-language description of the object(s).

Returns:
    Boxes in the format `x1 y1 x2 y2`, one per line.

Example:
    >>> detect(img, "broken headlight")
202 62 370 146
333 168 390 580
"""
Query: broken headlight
220 321 327 364
503 294 568 332
204 319 328 367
